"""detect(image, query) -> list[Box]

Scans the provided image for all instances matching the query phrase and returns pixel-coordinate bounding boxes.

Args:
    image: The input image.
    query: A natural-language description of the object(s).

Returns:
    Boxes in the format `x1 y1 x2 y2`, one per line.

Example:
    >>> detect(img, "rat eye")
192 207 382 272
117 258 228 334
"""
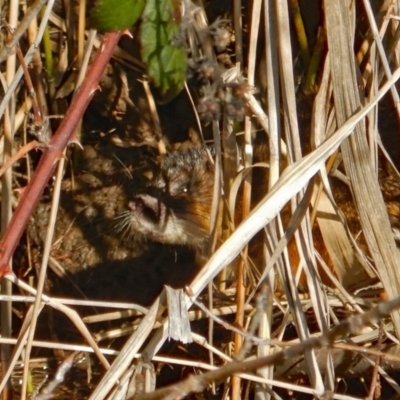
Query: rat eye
168 172 190 195
167 181 188 196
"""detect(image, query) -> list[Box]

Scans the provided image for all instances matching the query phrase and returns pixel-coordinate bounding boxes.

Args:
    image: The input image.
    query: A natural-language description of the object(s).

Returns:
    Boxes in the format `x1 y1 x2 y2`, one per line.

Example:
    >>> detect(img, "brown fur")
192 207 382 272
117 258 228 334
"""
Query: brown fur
123 145 400 291
125 148 216 249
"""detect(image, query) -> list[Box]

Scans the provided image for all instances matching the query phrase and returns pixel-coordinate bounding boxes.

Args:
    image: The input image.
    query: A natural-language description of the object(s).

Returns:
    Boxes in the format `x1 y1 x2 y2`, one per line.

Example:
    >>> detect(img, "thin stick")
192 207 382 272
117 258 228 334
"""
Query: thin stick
20 156 65 399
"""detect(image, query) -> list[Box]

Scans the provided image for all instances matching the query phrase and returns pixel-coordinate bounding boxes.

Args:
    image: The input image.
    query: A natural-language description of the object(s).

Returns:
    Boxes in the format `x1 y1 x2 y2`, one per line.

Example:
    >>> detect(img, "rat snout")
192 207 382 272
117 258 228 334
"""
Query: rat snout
128 193 167 225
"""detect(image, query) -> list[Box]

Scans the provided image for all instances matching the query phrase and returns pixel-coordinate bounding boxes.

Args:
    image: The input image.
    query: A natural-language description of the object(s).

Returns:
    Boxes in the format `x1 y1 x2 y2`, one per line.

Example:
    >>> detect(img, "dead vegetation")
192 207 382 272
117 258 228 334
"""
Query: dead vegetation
1 0 400 399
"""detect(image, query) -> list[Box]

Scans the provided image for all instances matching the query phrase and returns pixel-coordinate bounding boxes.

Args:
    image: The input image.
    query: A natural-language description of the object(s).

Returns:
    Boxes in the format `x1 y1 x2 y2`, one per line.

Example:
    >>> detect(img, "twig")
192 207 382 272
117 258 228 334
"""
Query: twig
367 324 384 399
0 140 40 178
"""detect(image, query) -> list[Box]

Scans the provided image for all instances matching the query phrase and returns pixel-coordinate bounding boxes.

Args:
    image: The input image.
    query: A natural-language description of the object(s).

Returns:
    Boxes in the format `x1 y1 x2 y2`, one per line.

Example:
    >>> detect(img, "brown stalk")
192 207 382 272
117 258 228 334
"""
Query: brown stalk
0 31 121 278
14 45 43 127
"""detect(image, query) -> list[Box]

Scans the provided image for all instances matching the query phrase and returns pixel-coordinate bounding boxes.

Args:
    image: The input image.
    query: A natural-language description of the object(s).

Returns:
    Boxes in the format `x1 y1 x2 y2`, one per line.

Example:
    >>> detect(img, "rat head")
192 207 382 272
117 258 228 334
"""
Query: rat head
123 148 215 248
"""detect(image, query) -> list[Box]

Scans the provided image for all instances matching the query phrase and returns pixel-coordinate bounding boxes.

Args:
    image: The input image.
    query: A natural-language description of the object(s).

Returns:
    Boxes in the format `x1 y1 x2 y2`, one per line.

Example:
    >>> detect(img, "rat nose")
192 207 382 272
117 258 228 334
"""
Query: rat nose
128 193 167 226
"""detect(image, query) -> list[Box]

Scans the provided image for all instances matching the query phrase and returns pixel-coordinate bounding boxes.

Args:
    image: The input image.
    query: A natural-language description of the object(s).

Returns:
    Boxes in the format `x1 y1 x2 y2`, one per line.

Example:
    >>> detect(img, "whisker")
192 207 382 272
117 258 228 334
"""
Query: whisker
109 212 133 236
113 154 133 179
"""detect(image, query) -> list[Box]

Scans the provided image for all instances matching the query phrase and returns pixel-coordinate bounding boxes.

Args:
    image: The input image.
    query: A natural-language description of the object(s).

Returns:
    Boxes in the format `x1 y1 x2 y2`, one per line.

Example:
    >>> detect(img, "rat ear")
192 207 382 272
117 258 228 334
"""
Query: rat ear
171 129 203 152
188 127 203 148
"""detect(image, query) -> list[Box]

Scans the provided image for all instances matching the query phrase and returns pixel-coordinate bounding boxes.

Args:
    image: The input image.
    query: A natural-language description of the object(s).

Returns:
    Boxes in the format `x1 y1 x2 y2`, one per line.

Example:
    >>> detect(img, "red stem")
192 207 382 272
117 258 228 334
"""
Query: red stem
0 31 121 277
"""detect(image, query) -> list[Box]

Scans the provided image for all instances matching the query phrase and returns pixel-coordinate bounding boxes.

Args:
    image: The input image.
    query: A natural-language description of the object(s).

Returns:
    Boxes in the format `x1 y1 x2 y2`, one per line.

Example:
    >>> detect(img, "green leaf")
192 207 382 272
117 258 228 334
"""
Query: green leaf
90 0 145 32
140 0 186 99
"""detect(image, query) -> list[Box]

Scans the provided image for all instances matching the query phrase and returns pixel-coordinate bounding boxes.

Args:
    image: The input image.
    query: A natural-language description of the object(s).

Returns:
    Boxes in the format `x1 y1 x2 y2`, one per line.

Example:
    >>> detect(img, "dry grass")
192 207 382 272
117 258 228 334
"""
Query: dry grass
1 0 400 399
